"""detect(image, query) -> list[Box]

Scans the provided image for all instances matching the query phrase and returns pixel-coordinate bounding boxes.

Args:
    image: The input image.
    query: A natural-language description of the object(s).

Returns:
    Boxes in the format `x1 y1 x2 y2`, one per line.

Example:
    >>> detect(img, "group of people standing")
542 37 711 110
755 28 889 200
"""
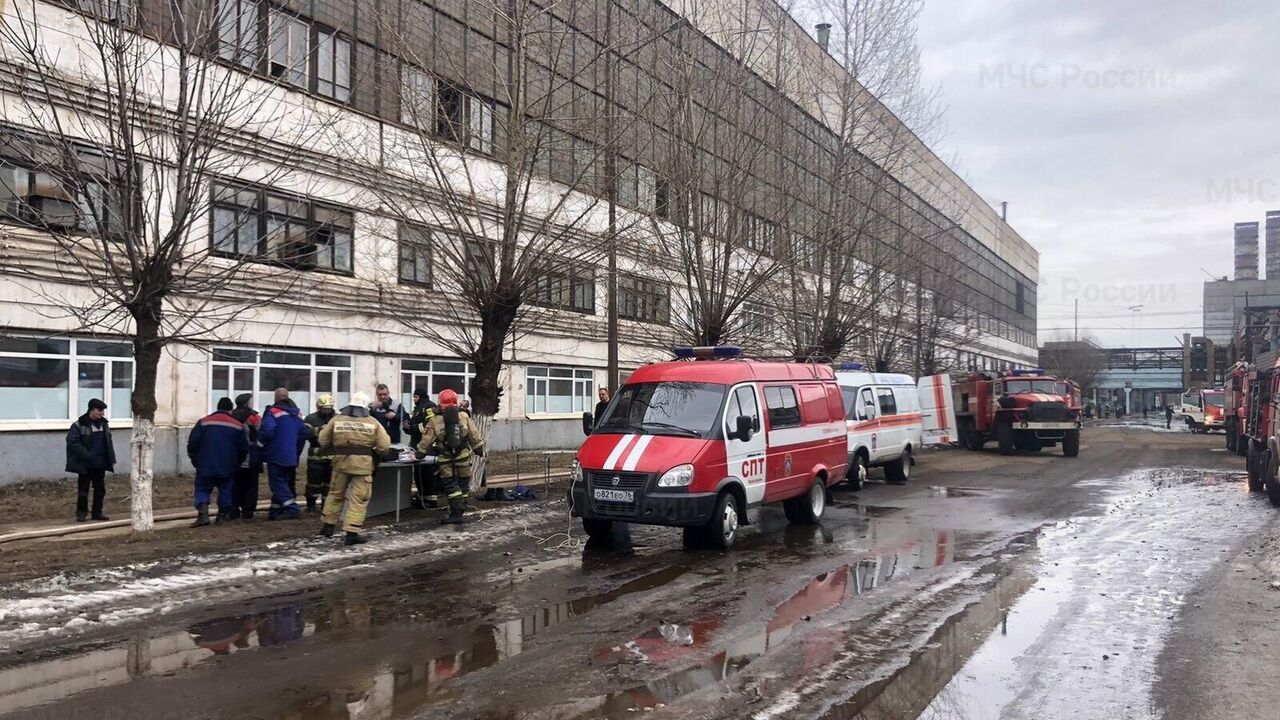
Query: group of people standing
64 383 486 545
185 384 485 544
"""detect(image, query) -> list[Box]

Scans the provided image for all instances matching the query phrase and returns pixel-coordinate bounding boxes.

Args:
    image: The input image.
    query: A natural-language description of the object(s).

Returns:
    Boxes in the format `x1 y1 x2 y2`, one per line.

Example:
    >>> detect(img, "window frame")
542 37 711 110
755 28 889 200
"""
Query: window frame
400 358 475 410
529 261 596 314
209 181 355 276
764 385 801 429
525 366 595 417
618 273 669 324
209 346 352 414
397 222 433 287
876 387 898 416
0 336 135 428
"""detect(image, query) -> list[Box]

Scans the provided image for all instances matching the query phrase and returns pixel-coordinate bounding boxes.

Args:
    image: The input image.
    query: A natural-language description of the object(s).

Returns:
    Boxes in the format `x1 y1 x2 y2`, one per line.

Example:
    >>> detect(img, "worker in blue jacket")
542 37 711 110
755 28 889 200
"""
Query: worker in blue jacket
259 387 307 520
187 397 249 526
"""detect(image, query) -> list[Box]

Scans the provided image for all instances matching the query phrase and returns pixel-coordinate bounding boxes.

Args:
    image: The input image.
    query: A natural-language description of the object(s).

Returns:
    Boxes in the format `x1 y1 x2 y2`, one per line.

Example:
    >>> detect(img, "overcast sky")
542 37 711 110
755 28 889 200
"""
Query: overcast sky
911 0 1280 348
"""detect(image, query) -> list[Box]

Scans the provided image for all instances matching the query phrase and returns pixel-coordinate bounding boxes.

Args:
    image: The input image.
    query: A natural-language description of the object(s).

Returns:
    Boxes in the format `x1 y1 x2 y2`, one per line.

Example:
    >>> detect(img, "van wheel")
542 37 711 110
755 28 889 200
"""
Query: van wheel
997 423 1014 455
1062 430 1080 457
581 518 614 540
846 454 868 491
784 479 826 525
702 492 739 549
884 449 911 484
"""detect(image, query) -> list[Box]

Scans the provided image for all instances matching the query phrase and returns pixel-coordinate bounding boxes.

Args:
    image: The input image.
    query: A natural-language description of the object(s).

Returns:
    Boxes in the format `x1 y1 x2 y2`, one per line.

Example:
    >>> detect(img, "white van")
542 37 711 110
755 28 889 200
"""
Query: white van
835 365 956 489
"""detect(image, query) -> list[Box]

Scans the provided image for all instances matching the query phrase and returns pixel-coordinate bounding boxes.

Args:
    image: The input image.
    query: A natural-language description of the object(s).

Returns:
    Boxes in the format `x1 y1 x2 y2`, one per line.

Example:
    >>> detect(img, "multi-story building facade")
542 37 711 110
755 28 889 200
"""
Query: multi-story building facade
0 0 1038 483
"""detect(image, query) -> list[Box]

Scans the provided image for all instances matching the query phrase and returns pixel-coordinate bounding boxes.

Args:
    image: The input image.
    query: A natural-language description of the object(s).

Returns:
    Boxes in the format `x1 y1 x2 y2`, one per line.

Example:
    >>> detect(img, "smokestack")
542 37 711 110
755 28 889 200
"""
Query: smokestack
815 23 831 52
1001 201 1008 222
1235 221 1260 280
1267 211 1280 279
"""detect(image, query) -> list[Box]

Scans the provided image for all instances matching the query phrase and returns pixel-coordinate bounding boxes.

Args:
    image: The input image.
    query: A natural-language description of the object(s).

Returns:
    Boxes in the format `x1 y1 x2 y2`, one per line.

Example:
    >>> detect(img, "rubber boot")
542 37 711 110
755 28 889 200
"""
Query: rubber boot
424 495 439 509
344 531 367 546
76 512 87 522
193 503 211 527
442 498 466 525
319 523 335 538
305 495 317 512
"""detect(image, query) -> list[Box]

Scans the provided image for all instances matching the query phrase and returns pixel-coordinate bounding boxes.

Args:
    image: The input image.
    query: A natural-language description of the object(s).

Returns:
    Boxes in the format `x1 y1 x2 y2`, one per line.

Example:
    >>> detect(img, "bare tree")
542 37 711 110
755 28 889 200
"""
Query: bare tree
782 0 948 364
1039 337 1106 396
0 0 321 530
345 0 649 455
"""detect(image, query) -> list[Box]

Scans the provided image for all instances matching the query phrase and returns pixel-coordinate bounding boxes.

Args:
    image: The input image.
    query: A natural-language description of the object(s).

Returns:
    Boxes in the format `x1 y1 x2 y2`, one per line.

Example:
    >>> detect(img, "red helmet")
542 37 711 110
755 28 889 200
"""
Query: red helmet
438 389 459 408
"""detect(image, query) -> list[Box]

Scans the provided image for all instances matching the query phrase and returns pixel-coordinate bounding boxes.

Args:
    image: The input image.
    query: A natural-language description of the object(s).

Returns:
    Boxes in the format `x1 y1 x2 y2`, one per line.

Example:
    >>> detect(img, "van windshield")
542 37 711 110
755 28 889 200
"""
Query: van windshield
1005 379 1060 394
595 382 726 438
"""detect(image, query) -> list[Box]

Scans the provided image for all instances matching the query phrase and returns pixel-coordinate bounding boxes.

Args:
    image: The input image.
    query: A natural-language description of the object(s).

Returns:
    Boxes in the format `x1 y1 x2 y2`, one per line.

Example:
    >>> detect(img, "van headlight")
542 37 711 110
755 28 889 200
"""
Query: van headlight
571 460 583 485
657 464 695 488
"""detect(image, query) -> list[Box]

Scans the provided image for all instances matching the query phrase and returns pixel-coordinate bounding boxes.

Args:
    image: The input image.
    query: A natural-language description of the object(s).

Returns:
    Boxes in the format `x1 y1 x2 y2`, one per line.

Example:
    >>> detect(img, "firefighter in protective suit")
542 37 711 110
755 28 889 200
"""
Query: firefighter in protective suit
318 391 392 545
416 388 484 524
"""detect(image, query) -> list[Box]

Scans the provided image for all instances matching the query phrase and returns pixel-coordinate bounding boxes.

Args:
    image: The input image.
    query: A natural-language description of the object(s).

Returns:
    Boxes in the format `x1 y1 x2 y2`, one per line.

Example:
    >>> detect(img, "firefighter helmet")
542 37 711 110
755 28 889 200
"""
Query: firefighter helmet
438 389 459 408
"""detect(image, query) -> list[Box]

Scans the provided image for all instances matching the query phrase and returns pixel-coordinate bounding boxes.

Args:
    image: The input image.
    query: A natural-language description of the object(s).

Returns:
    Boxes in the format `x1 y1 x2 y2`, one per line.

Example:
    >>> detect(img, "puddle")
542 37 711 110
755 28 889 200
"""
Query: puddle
927 486 987 498
0 563 691 718
570 525 958 718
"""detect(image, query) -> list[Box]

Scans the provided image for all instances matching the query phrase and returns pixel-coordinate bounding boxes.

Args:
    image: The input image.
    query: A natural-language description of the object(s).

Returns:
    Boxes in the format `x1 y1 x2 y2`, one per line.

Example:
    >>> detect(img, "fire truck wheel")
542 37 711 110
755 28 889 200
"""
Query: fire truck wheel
997 423 1014 455
702 492 739 549
884 450 911 484
1063 430 1080 457
784 479 827 525
582 518 614 541
1248 446 1265 493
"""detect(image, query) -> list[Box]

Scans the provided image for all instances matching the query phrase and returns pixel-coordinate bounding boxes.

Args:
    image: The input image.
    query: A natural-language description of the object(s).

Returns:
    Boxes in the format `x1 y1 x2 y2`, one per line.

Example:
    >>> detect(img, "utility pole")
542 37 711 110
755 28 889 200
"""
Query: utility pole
604 1 619 392
1074 297 1078 341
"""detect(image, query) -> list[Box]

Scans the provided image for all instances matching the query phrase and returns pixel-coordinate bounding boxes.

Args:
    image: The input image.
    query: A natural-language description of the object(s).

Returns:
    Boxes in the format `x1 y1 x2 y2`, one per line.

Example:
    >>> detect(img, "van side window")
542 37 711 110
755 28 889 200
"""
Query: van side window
877 388 898 415
841 387 859 420
725 385 761 435
798 384 830 423
894 388 915 413
764 385 801 428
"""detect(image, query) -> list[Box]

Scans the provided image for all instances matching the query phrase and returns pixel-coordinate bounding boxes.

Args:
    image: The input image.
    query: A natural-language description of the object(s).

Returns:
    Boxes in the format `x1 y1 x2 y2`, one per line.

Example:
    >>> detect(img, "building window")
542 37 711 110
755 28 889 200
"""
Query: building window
469 97 495 154
268 9 310 87
437 85 495 154
619 274 668 323
401 65 435 131
74 0 135 22
0 142 126 237
746 215 777 255
1016 281 1026 315
0 336 133 423
525 366 594 415
530 263 595 314
616 161 656 211
210 347 351 413
739 302 773 338
316 30 351 102
210 182 354 274
400 358 474 410
398 223 432 287
216 0 259 68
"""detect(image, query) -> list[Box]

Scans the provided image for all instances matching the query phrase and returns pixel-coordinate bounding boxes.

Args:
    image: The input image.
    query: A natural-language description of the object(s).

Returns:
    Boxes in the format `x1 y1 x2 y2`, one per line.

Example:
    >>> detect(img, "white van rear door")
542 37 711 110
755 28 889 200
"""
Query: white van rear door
918 374 957 445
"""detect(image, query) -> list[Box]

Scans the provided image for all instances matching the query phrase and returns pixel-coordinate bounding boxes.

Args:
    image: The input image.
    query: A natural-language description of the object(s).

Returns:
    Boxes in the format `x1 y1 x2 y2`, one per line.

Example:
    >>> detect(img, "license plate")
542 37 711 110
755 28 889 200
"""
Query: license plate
593 488 634 502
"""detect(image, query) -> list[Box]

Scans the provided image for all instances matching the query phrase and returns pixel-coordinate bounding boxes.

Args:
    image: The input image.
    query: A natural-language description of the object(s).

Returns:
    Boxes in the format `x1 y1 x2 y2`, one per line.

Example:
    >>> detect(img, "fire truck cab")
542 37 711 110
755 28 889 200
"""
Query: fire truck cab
1243 352 1280 505
953 368 1082 457
1225 363 1249 453
571 346 848 549
1180 388 1225 433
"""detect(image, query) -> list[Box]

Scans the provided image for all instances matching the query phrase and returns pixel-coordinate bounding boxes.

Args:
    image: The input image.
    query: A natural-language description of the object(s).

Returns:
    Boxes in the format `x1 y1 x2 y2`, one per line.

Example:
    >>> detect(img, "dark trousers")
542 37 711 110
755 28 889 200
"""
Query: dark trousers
76 470 106 516
305 461 332 500
194 474 234 509
415 464 438 500
233 467 260 518
267 463 300 519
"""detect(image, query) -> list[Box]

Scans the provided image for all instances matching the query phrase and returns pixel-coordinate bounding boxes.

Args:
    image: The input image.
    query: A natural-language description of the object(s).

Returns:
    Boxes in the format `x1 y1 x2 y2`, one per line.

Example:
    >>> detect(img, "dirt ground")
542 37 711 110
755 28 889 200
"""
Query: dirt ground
0 463 565 586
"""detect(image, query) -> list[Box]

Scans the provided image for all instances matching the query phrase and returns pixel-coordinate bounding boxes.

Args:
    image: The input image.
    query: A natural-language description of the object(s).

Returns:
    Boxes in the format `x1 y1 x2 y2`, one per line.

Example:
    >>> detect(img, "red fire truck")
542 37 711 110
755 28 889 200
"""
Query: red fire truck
953 368 1082 457
1244 352 1280 504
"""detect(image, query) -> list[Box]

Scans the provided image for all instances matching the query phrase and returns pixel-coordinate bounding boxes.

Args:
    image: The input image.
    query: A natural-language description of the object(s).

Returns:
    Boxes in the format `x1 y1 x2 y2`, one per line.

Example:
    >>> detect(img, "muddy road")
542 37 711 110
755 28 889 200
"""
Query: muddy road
2 425 1277 720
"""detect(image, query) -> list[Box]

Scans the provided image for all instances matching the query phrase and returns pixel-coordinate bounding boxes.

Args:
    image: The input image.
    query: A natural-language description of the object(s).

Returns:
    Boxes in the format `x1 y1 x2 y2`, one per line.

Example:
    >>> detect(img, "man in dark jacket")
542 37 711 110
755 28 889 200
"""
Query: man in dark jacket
404 388 438 508
594 387 611 426
229 394 262 520
303 394 337 512
187 397 249 526
371 383 403 444
66 398 115 522
259 388 307 520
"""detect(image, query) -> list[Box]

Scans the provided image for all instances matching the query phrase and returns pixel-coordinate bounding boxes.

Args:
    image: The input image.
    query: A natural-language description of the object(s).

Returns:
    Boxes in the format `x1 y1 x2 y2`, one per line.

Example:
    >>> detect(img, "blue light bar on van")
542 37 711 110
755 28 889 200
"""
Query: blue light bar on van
1009 368 1046 376
673 345 743 359
837 362 865 371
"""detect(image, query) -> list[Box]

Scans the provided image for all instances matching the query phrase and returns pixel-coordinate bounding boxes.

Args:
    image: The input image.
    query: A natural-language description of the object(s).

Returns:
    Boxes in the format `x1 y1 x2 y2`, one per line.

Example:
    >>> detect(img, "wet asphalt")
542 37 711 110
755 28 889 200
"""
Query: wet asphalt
1 422 1276 720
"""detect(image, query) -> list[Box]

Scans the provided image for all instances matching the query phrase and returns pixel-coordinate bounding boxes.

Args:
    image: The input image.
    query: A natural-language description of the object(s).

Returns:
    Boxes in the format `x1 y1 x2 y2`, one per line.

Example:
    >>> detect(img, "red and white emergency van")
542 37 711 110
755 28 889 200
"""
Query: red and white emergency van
835 363 957 489
570 346 848 549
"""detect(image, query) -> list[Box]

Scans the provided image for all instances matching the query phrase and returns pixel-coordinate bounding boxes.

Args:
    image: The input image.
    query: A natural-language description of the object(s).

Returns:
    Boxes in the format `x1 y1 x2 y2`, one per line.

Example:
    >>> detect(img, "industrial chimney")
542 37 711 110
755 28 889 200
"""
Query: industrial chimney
815 23 831 52
1235 221 1260 280
1267 211 1280 279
